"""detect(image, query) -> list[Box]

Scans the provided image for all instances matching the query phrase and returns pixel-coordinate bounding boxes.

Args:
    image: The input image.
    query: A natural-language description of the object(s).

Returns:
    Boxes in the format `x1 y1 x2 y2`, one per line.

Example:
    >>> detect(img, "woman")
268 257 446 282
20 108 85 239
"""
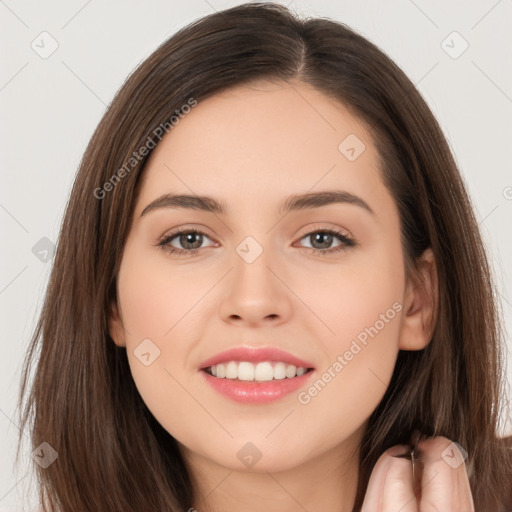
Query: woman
15 3 512 511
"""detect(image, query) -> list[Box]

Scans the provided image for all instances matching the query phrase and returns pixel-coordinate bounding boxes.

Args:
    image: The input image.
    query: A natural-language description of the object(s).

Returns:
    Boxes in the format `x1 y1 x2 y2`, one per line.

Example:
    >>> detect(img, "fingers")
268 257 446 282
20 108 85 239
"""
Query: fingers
418 436 475 512
361 444 418 512
361 436 475 512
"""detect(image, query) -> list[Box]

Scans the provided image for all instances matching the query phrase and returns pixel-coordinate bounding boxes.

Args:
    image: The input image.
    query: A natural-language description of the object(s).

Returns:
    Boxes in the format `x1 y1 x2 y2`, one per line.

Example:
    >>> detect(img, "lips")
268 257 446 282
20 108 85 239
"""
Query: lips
200 368 314 403
199 346 315 370
198 346 316 403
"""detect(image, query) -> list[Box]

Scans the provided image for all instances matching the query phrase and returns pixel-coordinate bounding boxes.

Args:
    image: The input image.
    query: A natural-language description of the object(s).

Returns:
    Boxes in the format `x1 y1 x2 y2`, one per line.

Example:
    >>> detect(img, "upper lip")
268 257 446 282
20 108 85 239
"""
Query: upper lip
199 346 315 370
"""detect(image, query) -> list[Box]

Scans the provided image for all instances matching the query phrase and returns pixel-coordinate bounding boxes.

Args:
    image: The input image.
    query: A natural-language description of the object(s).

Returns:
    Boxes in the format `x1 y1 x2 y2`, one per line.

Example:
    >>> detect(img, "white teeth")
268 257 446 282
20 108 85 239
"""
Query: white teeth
216 363 226 378
226 361 238 379
254 362 274 381
238 361 255 381
273 362 286 380
285 364 297 378
207 361 309 381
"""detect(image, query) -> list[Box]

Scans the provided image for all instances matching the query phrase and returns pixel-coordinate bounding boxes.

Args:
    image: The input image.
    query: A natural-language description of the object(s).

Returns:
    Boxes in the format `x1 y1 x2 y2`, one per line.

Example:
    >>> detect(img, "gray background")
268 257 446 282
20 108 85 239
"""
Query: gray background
1 1 511 510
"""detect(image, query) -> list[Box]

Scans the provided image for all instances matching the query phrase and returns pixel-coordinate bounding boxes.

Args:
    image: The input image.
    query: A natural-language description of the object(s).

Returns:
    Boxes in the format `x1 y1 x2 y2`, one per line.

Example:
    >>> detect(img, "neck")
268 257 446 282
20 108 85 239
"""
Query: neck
181 429 363 512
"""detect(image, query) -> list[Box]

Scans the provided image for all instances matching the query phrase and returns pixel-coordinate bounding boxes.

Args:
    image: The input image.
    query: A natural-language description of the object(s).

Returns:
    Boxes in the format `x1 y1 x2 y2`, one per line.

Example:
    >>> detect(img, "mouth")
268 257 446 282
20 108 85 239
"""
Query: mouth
203 361 314 382
199 346 316 403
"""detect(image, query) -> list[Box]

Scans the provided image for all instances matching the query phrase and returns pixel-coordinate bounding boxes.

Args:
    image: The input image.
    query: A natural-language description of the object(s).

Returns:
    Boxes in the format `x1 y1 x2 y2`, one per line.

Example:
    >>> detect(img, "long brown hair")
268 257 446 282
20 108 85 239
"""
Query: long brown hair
15 3 511 510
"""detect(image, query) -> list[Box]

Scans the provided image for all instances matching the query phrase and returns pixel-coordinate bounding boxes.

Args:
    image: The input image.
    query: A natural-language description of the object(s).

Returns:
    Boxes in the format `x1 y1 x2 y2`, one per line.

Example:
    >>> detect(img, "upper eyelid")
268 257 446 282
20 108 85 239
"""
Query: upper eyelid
158 224 354 247
158 225 216 242
160 222 354 240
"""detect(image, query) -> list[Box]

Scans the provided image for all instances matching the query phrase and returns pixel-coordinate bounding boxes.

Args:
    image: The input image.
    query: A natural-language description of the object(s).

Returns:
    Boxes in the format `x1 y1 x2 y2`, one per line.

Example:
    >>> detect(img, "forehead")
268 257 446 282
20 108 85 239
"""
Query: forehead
135 80 389 219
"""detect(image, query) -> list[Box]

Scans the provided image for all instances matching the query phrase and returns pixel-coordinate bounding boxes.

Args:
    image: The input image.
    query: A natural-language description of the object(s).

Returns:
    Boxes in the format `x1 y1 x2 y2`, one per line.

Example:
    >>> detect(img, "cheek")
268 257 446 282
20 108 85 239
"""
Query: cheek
117 242 210 341
296 243 404 442
294 293 402 454
115 241 232 411
307 231 404 352
116 249 205 437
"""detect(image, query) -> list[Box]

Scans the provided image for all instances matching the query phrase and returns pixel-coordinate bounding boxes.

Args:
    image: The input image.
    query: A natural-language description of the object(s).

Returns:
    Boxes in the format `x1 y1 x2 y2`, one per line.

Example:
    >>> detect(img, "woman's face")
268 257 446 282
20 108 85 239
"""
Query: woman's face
109 80 422 474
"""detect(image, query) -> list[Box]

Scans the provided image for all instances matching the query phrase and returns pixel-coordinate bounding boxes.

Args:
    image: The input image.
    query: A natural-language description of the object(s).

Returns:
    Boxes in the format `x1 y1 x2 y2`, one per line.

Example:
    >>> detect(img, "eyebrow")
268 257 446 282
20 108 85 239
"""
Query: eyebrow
140 190 375 218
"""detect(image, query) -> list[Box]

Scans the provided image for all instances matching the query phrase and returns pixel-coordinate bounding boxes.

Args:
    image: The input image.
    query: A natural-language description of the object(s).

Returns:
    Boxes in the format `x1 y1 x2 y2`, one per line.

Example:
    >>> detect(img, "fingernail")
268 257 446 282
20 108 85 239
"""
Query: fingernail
393 451 412 459
389 444 412 459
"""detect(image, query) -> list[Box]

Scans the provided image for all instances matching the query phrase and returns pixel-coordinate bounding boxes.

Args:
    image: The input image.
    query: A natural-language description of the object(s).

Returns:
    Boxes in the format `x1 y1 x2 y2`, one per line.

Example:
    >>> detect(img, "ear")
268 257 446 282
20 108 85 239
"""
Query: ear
108 300 127 347
398 248 438 351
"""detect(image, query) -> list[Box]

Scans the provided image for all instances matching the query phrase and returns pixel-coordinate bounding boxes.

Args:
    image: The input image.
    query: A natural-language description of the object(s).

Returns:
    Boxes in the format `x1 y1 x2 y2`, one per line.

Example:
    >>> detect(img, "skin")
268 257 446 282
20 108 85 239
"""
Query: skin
109 80 473 511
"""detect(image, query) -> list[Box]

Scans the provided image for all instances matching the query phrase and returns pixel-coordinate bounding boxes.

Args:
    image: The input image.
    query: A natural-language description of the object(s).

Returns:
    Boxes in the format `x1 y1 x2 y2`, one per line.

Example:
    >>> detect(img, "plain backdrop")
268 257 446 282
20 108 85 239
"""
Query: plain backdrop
1 1 511 510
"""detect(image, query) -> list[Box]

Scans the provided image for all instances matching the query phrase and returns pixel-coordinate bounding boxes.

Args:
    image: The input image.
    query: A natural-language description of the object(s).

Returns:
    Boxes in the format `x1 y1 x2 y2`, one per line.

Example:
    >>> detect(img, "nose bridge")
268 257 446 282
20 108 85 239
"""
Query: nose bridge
219 232 291 324
232 233 277 294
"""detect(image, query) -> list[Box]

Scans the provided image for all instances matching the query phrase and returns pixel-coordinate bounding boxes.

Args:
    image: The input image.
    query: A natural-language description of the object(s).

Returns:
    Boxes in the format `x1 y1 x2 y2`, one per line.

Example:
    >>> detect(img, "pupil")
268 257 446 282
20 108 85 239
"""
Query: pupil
313 232 332 249
182 233 202 249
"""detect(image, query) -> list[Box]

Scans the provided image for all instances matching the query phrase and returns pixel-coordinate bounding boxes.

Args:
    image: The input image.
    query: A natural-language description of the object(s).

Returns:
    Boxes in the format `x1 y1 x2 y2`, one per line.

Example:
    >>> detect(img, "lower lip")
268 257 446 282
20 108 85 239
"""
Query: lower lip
200 369 315 404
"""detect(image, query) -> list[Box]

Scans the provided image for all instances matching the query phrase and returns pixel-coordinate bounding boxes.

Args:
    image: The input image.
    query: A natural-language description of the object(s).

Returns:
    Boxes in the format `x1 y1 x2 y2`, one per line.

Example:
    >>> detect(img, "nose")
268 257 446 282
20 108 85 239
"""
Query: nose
219 245 293 327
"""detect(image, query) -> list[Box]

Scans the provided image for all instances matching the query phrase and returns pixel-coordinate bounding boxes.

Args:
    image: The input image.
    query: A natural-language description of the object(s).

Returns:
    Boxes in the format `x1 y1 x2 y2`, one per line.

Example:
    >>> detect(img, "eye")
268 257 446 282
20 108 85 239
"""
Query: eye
295 226 356 255
156 225 357 258
157 227 216 257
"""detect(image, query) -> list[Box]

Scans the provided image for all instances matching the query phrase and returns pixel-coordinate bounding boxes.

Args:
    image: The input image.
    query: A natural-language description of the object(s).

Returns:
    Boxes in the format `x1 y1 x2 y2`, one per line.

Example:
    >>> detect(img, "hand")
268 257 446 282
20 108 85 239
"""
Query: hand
361 435 475 511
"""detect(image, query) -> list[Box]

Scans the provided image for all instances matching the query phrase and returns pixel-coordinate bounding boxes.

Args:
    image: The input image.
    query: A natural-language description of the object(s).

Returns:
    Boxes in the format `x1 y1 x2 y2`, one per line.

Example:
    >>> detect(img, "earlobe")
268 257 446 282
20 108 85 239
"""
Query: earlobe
398 248 438 351
108 301 127 347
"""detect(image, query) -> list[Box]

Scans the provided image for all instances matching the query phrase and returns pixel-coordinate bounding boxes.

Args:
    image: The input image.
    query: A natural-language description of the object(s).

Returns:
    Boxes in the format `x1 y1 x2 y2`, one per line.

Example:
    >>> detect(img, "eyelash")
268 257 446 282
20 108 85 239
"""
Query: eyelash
156 226 357 258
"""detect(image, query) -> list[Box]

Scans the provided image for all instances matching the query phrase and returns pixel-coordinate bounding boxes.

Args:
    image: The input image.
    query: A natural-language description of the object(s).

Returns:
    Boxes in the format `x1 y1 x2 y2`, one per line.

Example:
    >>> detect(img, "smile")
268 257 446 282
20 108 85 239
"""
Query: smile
200 363 315 404
198 346 316 403
205 361 311 381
